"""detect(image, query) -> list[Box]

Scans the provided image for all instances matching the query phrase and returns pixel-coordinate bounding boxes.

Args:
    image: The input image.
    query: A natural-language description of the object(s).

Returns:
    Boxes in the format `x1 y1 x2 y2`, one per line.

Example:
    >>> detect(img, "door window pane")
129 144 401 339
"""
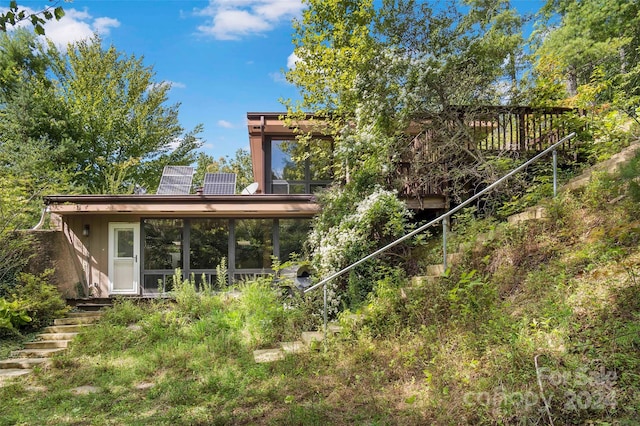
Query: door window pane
235 219 273 269
144 219 183 270
115 229 134 257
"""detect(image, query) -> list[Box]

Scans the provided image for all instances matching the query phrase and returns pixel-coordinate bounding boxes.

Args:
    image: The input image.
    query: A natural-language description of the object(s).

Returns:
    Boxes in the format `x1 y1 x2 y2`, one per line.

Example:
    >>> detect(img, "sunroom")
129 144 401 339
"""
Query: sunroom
43 194 319 298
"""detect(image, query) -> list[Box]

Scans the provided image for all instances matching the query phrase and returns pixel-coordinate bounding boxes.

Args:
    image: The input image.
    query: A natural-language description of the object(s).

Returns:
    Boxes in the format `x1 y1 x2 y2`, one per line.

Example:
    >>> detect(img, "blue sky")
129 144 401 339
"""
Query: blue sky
14 0 545 161
17 0 304 160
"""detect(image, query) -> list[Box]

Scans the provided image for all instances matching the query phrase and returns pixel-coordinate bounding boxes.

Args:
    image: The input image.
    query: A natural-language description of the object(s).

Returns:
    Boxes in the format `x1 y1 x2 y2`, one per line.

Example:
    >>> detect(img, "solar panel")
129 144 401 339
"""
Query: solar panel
202 173 236 195
156 166 194 195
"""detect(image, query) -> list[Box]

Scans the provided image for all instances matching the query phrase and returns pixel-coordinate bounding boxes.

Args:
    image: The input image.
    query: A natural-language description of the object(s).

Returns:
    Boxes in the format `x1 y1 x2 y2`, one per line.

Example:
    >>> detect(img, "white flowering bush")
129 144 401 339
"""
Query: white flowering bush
308 185 413 314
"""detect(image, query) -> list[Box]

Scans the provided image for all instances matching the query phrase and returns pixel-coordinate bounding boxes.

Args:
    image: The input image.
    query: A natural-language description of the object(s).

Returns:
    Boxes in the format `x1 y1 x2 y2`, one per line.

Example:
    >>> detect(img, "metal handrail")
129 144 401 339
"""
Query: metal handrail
304 132 577 336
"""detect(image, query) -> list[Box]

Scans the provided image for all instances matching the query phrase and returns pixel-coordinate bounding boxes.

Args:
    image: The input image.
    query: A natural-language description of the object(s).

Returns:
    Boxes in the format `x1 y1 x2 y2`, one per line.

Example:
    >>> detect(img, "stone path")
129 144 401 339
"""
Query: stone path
0 310 103 385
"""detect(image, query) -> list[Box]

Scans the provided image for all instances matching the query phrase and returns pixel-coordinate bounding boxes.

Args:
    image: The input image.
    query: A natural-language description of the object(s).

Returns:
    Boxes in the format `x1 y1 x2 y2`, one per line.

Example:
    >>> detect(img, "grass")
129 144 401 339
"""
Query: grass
1 157 640 424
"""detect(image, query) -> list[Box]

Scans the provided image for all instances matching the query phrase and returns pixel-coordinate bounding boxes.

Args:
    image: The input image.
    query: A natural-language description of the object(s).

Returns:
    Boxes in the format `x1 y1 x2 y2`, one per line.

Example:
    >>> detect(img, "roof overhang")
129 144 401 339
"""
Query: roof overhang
44 194 320 218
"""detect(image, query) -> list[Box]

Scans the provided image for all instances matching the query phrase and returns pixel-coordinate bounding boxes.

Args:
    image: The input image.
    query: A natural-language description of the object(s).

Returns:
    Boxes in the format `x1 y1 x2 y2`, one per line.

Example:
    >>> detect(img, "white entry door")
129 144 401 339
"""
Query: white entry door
108 222 140 295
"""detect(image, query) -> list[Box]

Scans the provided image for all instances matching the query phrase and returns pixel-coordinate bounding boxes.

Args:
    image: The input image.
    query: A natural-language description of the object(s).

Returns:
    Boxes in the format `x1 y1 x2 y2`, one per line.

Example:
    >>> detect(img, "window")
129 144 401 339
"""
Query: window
140 217 311 294
234 219 273 270
143 219 183 270
189 219 228 270
279 219 311 262
269 138 333 194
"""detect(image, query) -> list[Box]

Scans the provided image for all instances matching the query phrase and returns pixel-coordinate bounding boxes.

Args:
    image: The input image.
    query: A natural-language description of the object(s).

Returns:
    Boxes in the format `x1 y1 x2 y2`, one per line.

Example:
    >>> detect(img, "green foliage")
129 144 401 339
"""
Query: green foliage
446 270 497 326
308 186 413 312
0 30 202 201
531 0 640 115
11 269 67 329
193 149 254 192
0 297 30 336
0 1 65 34
618 147 640 202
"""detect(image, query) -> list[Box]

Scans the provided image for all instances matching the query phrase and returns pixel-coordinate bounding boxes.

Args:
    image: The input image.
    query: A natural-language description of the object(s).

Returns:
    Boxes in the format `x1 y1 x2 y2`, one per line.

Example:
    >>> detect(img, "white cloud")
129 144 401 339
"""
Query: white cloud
269 71 287 83
218 120 234 128
287 51 299 69
195 0 303 40
4 6 120 49
43 8 120 48
148 81 187 92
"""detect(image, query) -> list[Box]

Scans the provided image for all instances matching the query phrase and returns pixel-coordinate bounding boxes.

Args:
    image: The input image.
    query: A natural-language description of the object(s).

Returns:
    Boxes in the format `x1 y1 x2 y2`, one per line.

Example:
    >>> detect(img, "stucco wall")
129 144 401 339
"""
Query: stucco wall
22 230 85 298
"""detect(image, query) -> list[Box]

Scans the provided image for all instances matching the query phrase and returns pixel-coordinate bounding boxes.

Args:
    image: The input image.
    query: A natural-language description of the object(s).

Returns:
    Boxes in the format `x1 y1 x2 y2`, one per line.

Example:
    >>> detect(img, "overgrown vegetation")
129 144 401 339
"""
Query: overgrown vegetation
1 148 639 423
0 269 67 337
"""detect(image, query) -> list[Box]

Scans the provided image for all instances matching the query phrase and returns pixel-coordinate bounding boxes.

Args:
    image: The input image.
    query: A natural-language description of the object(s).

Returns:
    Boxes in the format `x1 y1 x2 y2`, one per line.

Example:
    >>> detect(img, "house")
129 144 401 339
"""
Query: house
41 107 577 300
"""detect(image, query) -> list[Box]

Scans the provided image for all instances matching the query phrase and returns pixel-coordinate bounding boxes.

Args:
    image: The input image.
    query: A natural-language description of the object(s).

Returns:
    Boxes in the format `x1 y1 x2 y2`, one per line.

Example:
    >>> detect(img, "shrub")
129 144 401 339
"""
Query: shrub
11 269 67 329
308 186 414 313
0 298 31 336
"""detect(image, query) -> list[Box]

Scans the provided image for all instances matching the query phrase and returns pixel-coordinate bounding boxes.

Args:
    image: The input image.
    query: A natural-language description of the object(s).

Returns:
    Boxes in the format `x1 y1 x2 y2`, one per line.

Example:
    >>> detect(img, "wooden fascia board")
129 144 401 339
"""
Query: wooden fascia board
48 201 320 217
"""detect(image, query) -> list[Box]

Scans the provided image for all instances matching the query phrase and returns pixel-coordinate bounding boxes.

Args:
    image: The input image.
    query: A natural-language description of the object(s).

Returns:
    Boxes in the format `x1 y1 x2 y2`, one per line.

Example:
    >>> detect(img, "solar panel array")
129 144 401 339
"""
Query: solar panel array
202 173 237 195
156 166 194 195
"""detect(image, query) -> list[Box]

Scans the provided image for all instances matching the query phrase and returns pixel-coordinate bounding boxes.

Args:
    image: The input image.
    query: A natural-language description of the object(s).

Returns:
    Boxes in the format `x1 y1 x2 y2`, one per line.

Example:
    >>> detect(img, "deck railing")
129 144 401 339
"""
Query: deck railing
306 132 577 338
392 106 581 199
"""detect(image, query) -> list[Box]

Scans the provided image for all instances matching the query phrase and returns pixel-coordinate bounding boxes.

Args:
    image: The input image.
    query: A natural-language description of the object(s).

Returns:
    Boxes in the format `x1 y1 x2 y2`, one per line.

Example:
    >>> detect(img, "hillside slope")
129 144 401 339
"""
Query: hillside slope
0 145 639 425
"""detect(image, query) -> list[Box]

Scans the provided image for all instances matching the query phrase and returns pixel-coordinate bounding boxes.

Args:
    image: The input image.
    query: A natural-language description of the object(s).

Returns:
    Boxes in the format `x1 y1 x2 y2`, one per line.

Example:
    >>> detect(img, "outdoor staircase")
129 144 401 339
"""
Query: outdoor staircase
253 323 343 363
402 204 551 298
0 310 103 383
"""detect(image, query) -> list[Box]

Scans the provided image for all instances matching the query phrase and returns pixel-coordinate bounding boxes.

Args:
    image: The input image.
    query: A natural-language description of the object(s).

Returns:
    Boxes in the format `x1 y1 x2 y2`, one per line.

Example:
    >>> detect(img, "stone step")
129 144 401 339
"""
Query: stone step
54 316 101 326
425 252 463 276
73 303 111 311
11 348 66 358
0 358 49 369
67 311 104 318
426 264 445 276
23 340 71 350
0 368 32 380
410 275 439 286
37 332 78 341
280 341 306 354
42 324 91 333
253 348 285 363
301 331 325 345
507 206 548 225
327 323 342 334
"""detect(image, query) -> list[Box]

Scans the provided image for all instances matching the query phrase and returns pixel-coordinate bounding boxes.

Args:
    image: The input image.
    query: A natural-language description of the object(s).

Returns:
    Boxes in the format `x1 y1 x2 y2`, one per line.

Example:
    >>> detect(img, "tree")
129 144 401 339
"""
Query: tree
0 30 203 225
286 0 526 195
193 149 254 192
531 0 640 112
285 0 535 302
0 1 65 34
45 35 202 193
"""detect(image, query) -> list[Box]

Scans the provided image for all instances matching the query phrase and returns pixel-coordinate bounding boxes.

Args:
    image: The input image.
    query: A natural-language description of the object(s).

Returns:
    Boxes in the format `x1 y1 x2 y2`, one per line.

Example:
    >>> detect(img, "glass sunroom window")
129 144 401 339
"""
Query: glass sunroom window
144 219 183 270
235 219 273 269
189 219 228 270
279 219 311 262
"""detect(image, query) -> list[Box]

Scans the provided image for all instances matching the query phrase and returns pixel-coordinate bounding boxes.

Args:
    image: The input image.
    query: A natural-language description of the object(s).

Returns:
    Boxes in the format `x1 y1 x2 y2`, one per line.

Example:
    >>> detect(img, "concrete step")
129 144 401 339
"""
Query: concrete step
507 206 548 225
37 332 78 341
253 348 285 363
280 341 307 354
425 252 463 276
42 324 91 333
0 368 32 380
0 358 49 369
54 316 101 326
11 348 66 358
72 303 111 311
23 340 71 350
426 264 446 276
301 331 325 345
410 275 439 286
67 311 104 318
